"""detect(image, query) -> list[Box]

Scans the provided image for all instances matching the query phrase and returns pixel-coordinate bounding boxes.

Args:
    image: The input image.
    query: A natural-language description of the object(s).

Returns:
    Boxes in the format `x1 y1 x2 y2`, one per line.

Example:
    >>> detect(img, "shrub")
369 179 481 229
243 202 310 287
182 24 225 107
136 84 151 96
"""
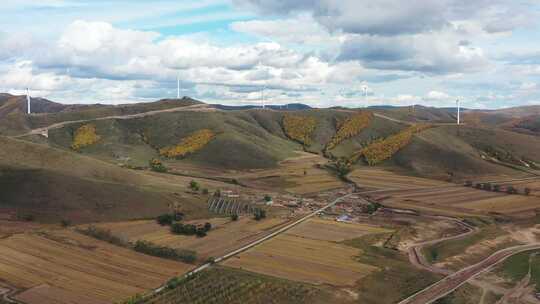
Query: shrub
524 188 531 196
159 129 215 158
149 158 167 172
282 114 317 145
71 124 100 151
264 194 272 202
202 188 209 195
61 219 71 227
464 181 473 187
204 222 212 232
506 186 518 194
231 214 239 221
171 223 198 236
196 227 207 238
493 184 501 192
326 112 373 151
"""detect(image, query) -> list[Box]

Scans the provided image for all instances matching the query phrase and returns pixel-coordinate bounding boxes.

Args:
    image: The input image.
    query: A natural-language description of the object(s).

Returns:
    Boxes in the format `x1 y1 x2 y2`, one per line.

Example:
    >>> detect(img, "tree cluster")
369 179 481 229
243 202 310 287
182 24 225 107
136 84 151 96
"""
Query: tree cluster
171 222 212 237
149 158 167 172
159 129 215 158
254 209 267 221
71 124 101 151
134 240 196 264
282 114 317 146
326 112 373 151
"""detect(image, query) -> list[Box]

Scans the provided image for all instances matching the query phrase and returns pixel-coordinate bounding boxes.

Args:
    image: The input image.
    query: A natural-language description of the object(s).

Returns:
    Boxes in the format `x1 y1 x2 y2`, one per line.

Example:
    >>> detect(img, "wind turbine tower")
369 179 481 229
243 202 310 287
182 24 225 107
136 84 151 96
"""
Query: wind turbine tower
26 88 31 114
456 98 461 125
261 85 265 109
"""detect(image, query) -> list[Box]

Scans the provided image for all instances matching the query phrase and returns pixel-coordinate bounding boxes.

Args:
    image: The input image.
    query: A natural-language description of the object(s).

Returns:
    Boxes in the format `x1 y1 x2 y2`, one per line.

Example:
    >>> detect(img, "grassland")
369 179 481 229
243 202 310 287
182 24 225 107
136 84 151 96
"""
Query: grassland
423 225 521 270
140 267 342 304
0 230 191 304
432 283 485 304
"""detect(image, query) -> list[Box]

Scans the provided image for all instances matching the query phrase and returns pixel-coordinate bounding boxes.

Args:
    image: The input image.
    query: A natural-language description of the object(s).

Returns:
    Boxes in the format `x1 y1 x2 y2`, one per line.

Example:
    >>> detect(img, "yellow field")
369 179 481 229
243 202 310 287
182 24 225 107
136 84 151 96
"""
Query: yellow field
348 167 447 190
223 218 388 286
0 230 191 304
98 217 288 260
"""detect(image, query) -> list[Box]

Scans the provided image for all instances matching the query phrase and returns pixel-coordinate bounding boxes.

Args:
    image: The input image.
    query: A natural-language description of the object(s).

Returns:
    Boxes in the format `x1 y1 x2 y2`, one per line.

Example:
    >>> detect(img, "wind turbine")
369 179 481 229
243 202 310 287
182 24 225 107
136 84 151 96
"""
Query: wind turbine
456 98 461 125
361 84 368 107
26 88 31 114
259 61 266 109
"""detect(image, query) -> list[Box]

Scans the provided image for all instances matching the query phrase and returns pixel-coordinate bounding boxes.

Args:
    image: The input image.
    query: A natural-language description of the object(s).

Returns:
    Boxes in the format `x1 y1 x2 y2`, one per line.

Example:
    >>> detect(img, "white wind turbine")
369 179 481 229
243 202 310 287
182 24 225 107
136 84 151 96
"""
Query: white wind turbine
26 88 31 114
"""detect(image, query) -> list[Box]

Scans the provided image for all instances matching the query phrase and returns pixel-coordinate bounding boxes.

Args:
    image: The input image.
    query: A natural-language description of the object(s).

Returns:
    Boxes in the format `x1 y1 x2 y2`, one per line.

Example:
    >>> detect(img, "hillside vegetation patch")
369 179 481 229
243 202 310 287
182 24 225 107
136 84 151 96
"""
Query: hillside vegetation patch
159 129 215 158
282 114 317 146
71 124 100 151
326 111 373 151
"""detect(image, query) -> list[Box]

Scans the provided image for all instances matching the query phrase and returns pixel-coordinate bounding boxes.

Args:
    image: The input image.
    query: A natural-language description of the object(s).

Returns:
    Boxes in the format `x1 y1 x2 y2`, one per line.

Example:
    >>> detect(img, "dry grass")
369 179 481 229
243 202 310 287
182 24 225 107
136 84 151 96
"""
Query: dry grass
0 230 191 304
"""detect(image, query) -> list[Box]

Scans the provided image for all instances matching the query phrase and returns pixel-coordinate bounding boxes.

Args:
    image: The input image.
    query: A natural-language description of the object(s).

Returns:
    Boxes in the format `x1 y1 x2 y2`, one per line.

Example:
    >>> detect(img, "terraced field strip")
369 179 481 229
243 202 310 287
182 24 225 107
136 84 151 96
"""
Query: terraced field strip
0 230 191 304
284 218 391 242
223 233 377 286
348 168 447 190
453 196 540 213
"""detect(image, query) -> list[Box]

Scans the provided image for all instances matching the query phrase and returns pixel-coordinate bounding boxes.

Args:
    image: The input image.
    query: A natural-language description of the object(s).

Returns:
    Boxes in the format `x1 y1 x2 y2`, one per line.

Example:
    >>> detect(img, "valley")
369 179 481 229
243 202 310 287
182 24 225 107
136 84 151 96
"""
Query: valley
1 94 540 304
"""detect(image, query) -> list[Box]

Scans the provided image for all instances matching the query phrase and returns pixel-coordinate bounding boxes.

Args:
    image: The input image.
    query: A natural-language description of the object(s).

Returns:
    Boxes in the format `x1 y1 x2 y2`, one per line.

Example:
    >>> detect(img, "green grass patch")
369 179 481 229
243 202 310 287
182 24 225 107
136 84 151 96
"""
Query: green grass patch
495 250 540 292
433 283 483 304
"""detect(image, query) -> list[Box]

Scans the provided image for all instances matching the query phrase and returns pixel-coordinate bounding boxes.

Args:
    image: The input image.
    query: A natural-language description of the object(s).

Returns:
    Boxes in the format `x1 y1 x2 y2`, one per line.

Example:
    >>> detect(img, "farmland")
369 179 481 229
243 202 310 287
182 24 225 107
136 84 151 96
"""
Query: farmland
97 217 290 261
348 167 447 190
0 230 191 304
223 218 390 286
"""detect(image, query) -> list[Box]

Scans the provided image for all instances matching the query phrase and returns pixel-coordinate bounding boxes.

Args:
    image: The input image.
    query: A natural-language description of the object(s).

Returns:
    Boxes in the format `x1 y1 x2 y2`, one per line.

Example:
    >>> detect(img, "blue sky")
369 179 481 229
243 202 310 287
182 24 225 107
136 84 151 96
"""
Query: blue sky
1 0 539 109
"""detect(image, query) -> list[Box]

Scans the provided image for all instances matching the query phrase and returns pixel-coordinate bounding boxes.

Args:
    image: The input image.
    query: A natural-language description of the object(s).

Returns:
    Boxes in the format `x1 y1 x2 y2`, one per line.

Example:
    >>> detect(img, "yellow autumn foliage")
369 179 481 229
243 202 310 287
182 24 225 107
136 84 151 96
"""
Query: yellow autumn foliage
71 124 100 151
326 112 373 151
357 124 432 165
282 114 317 145
159 129 215 158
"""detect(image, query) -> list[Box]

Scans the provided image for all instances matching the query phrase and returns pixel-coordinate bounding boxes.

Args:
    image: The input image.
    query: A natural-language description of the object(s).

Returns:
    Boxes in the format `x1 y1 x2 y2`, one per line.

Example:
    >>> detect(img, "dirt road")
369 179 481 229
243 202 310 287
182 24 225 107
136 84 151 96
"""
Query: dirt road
398 244 540 304
14 103 215 138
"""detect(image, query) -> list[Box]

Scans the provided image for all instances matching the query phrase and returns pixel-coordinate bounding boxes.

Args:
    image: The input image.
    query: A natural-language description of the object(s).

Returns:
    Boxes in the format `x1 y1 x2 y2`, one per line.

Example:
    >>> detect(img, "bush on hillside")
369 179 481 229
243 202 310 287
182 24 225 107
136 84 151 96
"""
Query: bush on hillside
149 158 167 172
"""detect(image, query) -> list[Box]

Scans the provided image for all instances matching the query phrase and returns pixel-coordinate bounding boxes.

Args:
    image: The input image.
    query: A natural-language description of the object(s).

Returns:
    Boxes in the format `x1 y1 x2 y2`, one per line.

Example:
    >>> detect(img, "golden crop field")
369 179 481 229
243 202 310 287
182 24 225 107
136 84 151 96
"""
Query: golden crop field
98 217 289 260
0 230 191 304
223 219 387 286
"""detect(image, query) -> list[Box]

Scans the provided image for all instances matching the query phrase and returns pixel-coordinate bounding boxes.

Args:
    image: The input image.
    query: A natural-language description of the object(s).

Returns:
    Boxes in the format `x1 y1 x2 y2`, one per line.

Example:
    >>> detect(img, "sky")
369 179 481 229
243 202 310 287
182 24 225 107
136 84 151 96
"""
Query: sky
1 0 540 109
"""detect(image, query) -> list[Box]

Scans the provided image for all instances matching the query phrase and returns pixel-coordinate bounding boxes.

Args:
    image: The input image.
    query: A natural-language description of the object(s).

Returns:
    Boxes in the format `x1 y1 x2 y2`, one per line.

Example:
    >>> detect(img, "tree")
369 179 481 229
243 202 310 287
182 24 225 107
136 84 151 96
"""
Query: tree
506 186 517 194
524 188 531 196
464 181 473 187
214 189 221 197
264 194 272 202
231 214 239 221
157 214 174 226
493 184 501 192
483 183 493 191
254 209 267 221
61 219 71 227
202 188 209 195
189 180 200 191
204 222 212 232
